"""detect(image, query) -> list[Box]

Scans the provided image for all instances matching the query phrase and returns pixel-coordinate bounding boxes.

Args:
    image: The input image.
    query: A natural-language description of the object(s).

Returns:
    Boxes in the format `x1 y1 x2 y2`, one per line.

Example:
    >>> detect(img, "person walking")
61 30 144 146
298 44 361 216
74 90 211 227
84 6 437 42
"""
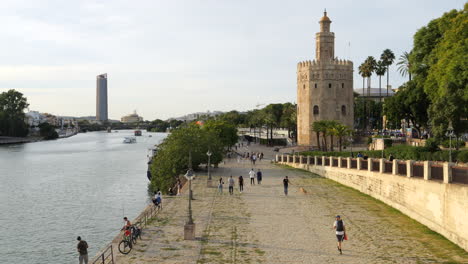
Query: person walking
218 177 224 194
238 175 244 193
77 236 88 264
252 154 257 165
249 169 255 185
257 169 262 185
283 176 290 196
228 176 235 195
333 215 346 254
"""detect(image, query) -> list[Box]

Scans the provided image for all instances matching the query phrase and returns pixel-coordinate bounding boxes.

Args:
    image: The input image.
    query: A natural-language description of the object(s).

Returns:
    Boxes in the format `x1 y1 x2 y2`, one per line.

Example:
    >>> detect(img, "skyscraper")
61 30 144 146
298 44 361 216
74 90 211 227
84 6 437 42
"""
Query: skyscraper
96 73 108 122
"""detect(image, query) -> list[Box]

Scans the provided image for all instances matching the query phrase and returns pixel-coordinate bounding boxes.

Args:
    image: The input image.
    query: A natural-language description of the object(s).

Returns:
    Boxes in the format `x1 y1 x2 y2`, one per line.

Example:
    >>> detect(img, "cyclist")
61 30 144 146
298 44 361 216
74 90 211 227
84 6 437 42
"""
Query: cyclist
122 217 132 231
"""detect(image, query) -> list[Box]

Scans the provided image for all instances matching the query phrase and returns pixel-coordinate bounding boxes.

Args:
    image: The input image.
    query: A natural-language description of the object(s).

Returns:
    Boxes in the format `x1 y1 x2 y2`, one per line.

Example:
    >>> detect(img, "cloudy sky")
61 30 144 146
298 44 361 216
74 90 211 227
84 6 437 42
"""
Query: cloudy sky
0 0 464 120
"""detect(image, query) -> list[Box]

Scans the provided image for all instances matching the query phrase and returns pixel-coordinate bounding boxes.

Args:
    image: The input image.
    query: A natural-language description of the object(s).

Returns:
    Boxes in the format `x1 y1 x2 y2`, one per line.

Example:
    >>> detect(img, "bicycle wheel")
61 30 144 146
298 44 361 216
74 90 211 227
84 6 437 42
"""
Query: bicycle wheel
132 234 137 245
118 240 132 254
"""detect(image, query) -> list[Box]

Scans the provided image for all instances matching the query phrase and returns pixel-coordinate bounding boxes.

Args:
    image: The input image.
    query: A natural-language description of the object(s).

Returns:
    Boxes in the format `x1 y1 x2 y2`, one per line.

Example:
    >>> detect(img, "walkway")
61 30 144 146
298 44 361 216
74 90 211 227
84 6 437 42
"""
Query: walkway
116 144 468 264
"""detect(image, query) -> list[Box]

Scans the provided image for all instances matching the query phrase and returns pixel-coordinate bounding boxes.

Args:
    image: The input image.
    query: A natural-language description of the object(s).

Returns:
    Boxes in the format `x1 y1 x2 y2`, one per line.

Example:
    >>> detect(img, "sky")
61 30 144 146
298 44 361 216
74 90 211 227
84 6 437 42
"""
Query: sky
0 0 464 120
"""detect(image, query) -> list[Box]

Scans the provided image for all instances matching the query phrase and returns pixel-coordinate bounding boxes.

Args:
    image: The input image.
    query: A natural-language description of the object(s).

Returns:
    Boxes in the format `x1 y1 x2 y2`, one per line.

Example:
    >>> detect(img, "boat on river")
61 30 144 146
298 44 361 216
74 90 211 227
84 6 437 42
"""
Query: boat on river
134 130 142 136
123 137 136 144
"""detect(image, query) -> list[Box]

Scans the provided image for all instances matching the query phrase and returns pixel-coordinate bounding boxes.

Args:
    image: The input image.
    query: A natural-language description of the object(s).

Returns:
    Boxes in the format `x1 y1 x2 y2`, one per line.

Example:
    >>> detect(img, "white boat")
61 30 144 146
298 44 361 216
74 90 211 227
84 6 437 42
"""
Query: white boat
123 137 136 144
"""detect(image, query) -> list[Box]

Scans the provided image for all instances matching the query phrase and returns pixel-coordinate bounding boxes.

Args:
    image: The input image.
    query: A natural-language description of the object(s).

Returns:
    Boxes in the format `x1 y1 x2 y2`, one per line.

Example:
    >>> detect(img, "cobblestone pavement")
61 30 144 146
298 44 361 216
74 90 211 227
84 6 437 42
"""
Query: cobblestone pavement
116 143 468 264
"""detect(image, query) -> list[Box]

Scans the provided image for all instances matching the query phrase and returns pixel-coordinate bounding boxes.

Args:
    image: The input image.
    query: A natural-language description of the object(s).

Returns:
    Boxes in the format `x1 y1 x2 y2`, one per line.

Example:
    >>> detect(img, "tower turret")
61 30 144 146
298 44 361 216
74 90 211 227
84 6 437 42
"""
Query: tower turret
316 10 335 61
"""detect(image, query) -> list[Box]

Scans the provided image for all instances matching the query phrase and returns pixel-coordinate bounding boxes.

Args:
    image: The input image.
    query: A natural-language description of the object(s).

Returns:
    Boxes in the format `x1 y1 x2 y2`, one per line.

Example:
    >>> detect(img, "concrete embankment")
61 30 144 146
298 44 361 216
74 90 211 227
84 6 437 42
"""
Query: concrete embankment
0 136 42 145
278 155 468 252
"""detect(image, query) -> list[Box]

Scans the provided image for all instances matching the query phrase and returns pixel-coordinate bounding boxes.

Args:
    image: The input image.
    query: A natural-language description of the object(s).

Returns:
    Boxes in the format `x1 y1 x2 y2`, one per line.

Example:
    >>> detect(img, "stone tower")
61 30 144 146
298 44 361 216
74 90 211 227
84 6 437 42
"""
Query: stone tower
297 11 354 147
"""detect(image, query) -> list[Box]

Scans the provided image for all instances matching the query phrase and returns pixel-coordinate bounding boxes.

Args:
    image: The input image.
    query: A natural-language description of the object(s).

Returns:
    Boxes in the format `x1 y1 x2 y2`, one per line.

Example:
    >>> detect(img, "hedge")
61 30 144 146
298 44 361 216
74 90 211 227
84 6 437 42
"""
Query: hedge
300 145 468 163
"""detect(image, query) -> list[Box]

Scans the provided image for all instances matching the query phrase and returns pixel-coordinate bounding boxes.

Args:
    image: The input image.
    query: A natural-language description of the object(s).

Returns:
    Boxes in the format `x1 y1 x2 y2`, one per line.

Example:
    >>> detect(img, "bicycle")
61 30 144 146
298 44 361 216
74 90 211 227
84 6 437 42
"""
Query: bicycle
130 225 141 245
118 229 133 254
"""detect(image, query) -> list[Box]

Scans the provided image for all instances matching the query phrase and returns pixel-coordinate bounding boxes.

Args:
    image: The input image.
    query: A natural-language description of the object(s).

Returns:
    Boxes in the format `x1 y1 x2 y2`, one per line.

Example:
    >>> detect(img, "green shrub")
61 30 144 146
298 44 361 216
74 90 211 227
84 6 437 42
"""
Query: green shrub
424 138 440 152
440 138 466 149
300 145 468 162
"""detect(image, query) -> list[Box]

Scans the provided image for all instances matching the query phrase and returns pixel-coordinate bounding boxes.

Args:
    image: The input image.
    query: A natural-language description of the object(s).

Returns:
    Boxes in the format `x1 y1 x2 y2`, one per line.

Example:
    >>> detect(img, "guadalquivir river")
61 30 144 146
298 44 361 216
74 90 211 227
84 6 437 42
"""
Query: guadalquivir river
0 130 166 264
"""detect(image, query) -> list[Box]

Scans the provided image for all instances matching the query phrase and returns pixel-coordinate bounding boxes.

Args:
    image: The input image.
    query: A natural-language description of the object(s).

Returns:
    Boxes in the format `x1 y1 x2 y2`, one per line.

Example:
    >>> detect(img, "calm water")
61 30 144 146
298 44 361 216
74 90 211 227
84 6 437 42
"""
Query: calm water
0 131 166 264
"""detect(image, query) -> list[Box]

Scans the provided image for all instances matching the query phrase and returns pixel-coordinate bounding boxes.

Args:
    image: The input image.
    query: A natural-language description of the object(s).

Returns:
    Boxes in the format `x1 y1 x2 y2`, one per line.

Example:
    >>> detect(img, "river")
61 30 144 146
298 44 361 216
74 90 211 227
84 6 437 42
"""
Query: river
0 130 166 264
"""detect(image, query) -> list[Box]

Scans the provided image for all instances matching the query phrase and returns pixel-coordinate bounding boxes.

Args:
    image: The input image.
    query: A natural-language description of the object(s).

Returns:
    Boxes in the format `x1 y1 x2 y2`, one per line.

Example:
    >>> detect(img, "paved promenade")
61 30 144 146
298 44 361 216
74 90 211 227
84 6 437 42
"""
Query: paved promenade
116 144 468 264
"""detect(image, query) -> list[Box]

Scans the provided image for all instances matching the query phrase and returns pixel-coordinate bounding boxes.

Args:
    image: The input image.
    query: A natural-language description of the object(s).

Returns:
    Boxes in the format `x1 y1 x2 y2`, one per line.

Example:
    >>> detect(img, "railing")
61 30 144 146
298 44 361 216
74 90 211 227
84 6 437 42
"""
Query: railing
452 167 468 184
277 155 467 185
341 159 347 168
92 245 114 264
361 160 368 170
431 165 443 181
397 162 407 176
332 158 339 167
413 163 424 178
92 204 161 264
372 161 380 172
384 161 393 174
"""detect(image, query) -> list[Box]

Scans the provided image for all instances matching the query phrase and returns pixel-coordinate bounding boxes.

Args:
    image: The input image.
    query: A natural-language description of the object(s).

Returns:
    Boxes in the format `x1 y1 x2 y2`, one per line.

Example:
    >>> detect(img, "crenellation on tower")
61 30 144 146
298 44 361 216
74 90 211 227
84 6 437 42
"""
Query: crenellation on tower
296 12 354 147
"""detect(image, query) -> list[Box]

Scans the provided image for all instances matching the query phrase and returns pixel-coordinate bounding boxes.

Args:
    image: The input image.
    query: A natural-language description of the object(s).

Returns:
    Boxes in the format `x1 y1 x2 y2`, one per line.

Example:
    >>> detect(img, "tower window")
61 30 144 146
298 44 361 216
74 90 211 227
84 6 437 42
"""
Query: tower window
342 83 344 88
328 83 332 88
313 105 319 115
341 105 346 115
314 83 317 88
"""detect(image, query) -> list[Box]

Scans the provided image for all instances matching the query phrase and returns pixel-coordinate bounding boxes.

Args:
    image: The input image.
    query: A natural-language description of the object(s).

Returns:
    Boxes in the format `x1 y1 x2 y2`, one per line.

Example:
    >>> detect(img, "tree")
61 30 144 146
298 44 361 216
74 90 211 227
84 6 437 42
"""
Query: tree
0 89 29 137
325 120 339 151
423 5 467 138
375 60 387 104
331 123 352 151
280 103 297 141
380 49 395 97
38 122 59 140
397 51 412 81
312 121 325 150
383 81 430 137
204 119 238 149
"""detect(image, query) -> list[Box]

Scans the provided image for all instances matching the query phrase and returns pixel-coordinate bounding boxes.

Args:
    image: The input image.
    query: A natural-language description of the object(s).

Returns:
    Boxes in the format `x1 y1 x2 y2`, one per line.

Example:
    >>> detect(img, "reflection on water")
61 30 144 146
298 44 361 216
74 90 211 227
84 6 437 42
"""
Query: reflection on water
0 131 166 264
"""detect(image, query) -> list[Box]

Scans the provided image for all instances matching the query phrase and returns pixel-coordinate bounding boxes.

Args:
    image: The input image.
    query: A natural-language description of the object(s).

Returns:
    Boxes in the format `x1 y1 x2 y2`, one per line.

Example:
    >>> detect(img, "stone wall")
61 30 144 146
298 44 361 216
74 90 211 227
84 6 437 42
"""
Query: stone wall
277 155 468 251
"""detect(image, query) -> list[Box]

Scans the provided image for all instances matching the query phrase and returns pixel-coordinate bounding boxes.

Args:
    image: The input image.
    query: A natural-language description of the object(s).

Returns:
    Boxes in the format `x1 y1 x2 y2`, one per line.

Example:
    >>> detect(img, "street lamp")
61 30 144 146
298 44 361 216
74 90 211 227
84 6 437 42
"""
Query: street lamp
184 154 196 240
446 122 454 163
349 137 354 157
207 150 212 180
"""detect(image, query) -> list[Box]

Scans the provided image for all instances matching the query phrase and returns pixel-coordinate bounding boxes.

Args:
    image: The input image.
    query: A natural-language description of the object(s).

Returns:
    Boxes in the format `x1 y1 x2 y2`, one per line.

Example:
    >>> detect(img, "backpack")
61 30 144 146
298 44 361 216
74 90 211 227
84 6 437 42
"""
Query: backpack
336 220 344 232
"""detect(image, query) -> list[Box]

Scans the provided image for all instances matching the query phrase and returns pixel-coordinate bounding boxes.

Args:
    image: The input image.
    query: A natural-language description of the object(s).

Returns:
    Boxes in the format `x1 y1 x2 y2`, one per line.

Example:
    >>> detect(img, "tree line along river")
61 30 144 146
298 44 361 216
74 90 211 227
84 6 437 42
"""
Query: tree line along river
0 130 166 264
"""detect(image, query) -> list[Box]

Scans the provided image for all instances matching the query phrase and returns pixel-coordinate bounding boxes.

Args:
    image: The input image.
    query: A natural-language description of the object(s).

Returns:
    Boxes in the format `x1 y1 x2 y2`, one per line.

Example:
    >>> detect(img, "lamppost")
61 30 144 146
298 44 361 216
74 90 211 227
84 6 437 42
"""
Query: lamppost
349 137 354 157
184 152 196 240
207 150 212 180
446 122 454 163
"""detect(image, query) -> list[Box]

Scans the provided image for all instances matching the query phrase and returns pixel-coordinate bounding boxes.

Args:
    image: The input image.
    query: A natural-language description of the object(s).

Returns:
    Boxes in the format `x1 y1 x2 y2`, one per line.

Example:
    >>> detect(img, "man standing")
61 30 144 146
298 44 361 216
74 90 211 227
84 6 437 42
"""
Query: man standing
77 236 88 264
228 176 235 195
333 215 346 254
238 175 244 193
283 176 290 196
249 169 255 185
257 169 262 185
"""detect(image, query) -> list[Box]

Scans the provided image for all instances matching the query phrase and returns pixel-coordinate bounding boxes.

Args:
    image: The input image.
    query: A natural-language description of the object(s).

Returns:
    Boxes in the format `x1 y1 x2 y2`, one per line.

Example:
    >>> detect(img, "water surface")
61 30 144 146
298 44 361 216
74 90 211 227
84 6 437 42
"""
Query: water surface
0 130 166 263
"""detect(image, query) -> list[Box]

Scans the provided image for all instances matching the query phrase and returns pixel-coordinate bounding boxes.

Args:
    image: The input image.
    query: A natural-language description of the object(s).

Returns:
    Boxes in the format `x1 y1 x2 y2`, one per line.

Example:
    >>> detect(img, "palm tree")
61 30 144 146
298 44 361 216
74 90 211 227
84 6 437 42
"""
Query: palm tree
332 123 352 151
325 120 339 151
380 49 395 97
364 56 377 96
312 121 324 151
397 51 412 81
375 60 387 104
358 63 367 131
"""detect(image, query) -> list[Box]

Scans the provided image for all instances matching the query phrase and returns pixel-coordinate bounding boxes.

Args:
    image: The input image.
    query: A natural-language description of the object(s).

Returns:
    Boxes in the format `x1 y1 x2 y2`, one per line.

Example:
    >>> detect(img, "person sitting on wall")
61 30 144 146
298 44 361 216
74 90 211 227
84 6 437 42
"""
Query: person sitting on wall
357 152 363 158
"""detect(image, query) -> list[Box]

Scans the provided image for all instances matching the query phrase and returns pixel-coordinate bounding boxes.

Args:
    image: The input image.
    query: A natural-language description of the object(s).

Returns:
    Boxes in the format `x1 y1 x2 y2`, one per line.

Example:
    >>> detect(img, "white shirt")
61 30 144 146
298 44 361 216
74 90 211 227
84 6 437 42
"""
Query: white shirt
228 178 235 186
249 170 255 178
334 220 345 235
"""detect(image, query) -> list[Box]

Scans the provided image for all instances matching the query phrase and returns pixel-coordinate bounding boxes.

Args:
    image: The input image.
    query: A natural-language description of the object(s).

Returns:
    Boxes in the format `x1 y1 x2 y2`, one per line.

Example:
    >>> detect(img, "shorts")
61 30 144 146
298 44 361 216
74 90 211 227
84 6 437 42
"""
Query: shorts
336 234 344 241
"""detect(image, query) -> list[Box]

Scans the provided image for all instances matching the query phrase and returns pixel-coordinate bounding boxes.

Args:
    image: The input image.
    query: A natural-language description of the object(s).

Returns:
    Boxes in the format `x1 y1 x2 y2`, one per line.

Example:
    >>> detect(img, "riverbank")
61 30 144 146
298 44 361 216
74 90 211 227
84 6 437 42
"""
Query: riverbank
0 136 42 145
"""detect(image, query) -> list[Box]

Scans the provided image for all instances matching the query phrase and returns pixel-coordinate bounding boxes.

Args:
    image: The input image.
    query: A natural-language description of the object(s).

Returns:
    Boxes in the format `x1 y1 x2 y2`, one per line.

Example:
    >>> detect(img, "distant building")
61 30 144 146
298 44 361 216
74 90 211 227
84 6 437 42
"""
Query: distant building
96 73 108 122
25 111 46 127
354 86 395 102
297 11 354 146
172 110 224 121
121 111 143 123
